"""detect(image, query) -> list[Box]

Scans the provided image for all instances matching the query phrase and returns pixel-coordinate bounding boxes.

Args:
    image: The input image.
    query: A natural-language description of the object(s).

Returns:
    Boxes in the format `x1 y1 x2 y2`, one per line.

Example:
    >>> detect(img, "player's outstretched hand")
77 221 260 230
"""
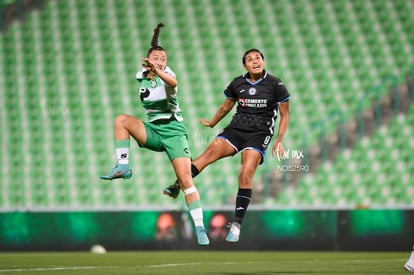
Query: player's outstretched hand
272 141 285 160
142 58 155 72
199 118 212 127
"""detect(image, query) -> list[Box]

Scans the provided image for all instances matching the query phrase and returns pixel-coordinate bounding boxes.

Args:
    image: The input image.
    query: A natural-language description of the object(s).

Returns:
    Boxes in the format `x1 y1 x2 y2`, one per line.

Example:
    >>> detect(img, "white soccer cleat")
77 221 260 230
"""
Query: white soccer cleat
405 260 414 272
225 222 240 243
195 226 210 246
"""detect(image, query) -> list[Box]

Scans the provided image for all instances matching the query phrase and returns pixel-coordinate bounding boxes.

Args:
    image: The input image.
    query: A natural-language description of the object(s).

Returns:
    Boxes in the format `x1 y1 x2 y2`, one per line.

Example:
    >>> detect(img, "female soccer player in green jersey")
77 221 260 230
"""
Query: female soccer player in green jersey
100 23 209 246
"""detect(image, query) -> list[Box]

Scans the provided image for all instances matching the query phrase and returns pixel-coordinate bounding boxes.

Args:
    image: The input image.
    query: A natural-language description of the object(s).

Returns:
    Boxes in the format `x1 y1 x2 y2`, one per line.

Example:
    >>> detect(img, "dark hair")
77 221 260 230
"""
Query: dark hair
147 23 165 56
242 48 264 64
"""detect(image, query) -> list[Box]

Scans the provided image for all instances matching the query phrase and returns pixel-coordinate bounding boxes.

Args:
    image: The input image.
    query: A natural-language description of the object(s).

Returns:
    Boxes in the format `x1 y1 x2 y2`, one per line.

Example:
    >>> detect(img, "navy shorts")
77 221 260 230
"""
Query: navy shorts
217 127 273 164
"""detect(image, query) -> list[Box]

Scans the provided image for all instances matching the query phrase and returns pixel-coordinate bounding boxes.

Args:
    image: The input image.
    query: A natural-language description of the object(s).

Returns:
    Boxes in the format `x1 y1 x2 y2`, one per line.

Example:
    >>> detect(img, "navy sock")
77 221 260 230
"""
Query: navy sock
191 163 200 177
234 188 252 225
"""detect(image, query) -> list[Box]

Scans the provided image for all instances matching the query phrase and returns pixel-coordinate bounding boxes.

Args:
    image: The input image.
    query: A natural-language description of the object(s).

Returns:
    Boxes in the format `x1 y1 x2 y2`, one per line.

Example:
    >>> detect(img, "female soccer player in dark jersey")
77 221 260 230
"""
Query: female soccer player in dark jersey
163 48 290 242
100 23 209 246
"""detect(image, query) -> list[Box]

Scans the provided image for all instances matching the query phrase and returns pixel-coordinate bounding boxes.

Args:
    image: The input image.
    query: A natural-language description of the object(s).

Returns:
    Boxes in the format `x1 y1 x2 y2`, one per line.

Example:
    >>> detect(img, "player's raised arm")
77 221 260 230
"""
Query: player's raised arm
272 100 290 158
142 57 177 88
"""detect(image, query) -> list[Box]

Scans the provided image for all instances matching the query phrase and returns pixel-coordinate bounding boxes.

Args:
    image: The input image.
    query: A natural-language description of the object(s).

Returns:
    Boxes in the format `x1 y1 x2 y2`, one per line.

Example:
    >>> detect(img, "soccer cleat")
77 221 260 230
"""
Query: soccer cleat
162 180 180 198
405 260 414 272
225 222 241 243
100 164 132 180
195 226 210 246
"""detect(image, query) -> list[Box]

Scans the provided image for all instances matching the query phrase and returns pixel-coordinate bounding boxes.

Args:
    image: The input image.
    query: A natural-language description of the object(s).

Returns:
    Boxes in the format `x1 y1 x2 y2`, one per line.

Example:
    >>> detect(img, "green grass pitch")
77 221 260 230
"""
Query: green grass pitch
0 251 409 274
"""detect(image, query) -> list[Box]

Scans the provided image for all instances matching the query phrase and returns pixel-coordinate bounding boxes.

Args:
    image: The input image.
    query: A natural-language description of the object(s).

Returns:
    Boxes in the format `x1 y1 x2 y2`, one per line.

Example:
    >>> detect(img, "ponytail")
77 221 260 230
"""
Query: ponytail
147 23 165 56
151 23 164 48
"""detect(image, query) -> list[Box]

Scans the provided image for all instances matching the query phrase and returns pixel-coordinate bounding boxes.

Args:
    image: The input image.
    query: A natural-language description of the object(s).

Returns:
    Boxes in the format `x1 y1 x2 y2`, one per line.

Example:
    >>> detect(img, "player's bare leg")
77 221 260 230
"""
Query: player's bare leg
172 157 209 246
100 114 147 180
162 138 235 197
226 150 261 243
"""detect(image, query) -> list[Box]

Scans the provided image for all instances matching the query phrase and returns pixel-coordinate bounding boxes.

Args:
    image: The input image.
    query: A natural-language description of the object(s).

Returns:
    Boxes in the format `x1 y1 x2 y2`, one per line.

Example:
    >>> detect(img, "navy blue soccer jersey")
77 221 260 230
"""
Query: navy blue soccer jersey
224 70 290 134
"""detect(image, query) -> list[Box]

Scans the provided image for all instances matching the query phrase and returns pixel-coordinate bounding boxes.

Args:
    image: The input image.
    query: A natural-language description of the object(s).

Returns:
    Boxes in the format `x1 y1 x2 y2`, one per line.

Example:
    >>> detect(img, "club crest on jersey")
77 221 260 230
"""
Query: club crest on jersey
239 98 247 107
150 79 157 88
248 87 257 95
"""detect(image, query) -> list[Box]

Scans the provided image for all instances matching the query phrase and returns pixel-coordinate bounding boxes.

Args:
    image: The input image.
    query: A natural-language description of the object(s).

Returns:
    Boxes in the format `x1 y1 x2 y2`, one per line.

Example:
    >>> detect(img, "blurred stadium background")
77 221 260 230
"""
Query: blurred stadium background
0 0 413 251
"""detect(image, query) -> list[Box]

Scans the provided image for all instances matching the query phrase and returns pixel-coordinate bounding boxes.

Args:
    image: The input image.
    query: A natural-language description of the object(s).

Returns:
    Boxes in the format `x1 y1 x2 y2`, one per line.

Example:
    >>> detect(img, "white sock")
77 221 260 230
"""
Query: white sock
190 208 204 227
116 147 129 164
187 198 204 227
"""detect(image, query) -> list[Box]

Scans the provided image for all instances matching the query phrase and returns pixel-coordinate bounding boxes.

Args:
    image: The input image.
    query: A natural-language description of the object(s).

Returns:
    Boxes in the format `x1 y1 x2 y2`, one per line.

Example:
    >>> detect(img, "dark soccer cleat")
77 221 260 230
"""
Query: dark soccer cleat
162 180 180 198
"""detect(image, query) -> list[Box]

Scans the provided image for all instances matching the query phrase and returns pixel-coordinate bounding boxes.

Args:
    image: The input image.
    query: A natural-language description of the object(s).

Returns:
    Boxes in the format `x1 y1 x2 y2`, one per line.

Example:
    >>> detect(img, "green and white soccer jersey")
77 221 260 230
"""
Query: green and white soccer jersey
136 66 183 122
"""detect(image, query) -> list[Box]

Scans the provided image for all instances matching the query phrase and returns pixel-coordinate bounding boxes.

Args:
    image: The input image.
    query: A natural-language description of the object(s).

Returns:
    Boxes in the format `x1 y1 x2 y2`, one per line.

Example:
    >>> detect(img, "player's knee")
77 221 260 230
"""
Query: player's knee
114 114 128 126
238 170 254 186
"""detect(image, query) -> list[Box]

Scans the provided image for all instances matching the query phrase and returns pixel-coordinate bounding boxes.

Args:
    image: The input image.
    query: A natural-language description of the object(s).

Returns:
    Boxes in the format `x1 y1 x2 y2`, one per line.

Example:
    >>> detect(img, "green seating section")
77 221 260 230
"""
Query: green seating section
276 105 414 207
0 0 413 209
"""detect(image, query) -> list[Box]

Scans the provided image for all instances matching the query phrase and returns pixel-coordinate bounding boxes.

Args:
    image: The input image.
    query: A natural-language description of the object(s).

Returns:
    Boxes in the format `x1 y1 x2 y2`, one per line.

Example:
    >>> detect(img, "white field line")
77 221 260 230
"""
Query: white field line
144 258 406 269
145 261 256 268
145 262 200 268
0 258 406 272
0 266 118 273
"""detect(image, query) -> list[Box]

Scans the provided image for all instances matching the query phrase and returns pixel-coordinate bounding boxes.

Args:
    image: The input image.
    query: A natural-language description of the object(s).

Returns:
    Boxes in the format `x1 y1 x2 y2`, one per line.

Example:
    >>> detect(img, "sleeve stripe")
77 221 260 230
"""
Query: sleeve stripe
278 96 290 103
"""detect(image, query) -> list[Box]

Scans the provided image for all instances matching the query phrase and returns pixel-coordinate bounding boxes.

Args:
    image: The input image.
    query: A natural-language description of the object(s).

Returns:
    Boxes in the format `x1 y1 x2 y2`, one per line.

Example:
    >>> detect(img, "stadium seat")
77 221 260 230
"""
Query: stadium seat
0 0 413 209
